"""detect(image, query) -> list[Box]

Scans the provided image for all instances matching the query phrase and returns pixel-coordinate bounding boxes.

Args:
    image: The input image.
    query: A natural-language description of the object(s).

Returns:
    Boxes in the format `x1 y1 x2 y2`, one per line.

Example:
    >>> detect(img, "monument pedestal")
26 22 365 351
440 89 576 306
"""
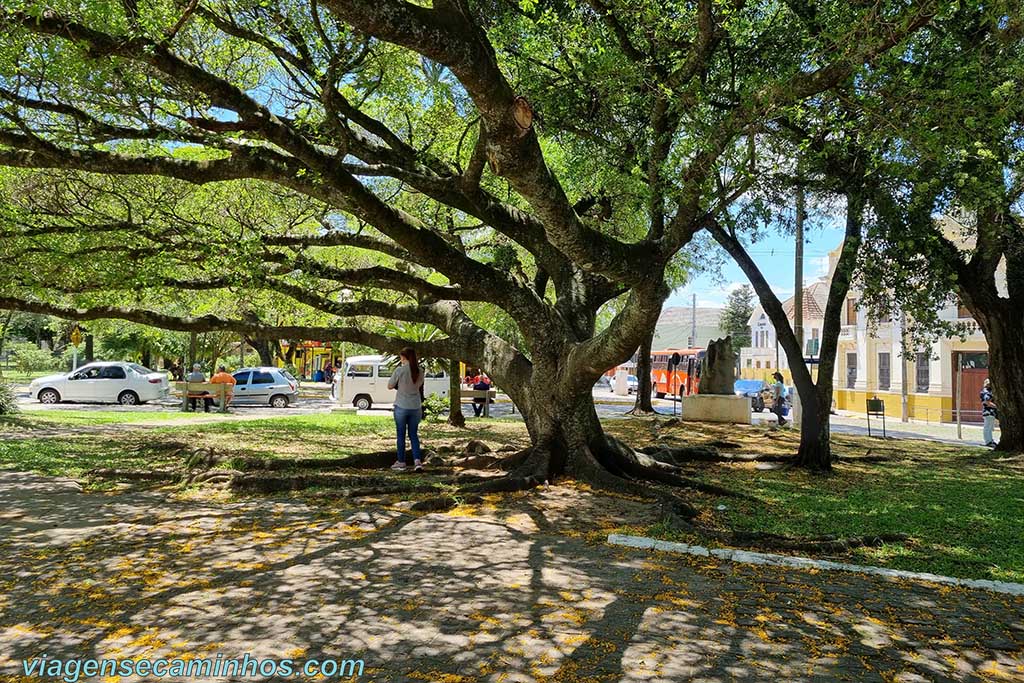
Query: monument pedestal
679 394 751 424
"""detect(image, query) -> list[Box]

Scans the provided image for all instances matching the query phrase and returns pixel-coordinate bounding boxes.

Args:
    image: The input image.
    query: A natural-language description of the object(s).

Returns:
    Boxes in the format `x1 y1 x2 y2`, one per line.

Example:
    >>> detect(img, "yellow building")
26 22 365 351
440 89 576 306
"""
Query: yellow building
279 341 344 381
739 217 992 424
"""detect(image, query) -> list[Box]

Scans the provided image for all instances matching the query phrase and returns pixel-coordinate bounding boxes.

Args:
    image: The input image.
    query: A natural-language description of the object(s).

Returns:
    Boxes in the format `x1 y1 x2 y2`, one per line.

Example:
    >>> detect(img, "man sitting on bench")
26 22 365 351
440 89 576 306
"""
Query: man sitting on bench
472 374 492 417
186 363 209 412
210 365 237 409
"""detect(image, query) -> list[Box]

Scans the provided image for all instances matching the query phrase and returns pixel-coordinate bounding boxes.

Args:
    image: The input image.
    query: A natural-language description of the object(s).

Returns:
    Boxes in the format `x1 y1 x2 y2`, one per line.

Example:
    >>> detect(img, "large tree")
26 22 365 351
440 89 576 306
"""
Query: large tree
0 1 941 499
853 1 1024 451
720 285 754 353
708 73 922 469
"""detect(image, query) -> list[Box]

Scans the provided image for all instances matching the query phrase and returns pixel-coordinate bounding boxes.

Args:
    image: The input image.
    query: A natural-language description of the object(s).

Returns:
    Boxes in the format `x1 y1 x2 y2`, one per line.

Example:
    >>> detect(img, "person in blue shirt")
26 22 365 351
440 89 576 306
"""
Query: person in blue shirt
980 378 997 447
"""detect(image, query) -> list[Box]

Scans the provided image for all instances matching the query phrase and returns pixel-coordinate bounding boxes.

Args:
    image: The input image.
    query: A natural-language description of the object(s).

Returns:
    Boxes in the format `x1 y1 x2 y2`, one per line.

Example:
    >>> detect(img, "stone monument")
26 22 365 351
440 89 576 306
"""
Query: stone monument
699 336 737 394
680 336 751 424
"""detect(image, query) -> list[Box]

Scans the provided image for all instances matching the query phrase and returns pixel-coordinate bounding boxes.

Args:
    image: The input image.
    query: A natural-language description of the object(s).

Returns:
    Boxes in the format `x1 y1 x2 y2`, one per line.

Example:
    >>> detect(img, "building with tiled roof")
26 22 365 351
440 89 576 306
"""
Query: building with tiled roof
737 217 997 424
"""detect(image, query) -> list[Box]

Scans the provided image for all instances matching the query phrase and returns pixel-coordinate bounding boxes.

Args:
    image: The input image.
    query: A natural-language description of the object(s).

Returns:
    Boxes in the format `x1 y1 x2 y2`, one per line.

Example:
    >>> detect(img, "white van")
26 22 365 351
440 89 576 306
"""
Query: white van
338 354 448 410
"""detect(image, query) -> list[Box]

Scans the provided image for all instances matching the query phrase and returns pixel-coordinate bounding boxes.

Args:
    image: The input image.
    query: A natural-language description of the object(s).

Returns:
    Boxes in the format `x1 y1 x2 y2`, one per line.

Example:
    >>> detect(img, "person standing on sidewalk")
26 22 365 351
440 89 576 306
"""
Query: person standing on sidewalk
388 346 425 472
981 378 998 447
771 371 788 428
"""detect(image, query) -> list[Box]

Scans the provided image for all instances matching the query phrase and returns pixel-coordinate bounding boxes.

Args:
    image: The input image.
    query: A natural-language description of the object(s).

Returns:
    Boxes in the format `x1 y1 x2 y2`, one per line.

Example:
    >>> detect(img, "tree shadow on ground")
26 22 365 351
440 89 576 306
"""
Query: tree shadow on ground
2 470 1023 682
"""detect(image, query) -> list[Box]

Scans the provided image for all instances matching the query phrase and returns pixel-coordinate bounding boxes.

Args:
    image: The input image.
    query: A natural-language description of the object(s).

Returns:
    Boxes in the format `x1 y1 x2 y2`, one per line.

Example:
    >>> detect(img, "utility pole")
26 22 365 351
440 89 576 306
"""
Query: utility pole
956 351 963 440
900 312 909 422
794 183 805 365
690 293 697 348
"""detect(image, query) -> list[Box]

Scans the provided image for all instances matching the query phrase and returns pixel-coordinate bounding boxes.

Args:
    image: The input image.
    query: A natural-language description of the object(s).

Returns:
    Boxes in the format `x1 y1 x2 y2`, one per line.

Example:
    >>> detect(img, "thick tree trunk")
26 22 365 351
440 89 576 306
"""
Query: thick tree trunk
629 327 656 414
976 314 1024 452
517 389 614 481
246 338 276 366
84 333 94 363
795 383 833 470
284 340 298 365
447 358 465 428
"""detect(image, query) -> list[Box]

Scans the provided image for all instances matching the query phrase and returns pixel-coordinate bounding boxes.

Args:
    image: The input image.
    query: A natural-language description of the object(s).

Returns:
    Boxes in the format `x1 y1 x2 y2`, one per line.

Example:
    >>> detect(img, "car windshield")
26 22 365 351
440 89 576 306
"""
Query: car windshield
128 363 153 375
281 370 297 382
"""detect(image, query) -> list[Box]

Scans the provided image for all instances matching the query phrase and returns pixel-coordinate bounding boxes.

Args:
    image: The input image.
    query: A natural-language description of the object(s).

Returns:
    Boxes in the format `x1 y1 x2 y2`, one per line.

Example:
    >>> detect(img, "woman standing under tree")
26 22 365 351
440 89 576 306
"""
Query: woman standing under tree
389 347 425 472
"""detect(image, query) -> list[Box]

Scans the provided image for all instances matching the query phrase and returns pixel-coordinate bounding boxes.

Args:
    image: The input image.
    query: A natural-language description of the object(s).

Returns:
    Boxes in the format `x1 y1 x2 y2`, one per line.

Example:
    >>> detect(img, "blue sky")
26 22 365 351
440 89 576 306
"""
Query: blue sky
665 221 848 309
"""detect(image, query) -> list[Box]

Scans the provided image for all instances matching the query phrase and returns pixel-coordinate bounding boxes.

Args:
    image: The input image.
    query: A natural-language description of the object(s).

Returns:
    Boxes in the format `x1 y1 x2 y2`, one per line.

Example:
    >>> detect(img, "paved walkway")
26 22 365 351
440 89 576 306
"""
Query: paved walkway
1 470 1022 682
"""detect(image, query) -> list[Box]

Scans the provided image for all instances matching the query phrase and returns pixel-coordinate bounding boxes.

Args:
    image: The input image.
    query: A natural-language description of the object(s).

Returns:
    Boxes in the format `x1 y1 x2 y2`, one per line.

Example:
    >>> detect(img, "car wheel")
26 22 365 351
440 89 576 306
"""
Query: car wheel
354 395 372 410
38 388 60 404
270 394 289 409
117 391 140 406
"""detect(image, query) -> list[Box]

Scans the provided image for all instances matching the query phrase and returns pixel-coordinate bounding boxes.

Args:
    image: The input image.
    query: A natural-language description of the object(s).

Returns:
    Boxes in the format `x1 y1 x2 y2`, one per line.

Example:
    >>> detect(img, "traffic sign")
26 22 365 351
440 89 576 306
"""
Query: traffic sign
70 326 83 347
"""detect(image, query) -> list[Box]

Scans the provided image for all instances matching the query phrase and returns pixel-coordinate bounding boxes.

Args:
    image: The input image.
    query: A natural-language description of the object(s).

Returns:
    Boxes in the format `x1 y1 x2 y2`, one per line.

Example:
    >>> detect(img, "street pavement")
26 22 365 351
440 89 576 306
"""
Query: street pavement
12 383 996 448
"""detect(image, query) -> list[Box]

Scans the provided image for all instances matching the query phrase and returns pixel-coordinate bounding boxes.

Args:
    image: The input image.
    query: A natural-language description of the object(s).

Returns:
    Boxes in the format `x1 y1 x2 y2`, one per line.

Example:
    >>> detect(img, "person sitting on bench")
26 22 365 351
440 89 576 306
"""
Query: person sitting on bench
472 374 491 417
186 364 209 412
210 365 237 410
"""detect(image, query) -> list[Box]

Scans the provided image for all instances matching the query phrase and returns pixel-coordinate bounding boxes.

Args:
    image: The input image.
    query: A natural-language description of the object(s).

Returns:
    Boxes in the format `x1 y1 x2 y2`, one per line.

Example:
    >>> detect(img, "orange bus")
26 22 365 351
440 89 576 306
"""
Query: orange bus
650 348 705 398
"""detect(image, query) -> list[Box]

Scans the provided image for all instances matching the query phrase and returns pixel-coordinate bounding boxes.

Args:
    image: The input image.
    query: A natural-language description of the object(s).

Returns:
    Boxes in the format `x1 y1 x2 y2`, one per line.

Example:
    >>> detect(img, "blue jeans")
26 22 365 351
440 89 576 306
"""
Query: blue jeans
394 407 422 463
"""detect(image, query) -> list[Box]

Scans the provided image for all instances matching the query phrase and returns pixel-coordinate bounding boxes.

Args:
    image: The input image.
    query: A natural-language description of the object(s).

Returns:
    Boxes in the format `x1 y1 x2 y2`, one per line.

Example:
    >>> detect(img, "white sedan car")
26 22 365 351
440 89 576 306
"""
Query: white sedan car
29 361 170 406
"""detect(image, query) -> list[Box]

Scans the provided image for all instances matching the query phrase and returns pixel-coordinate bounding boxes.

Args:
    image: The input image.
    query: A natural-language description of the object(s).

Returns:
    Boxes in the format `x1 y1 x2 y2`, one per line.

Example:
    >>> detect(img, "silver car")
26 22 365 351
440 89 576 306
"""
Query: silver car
229 367 299 408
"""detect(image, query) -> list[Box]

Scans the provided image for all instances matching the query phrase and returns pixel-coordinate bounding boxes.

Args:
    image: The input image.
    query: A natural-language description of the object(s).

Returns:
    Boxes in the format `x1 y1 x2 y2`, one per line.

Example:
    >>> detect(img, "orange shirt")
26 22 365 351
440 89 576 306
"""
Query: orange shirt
210 371 237 397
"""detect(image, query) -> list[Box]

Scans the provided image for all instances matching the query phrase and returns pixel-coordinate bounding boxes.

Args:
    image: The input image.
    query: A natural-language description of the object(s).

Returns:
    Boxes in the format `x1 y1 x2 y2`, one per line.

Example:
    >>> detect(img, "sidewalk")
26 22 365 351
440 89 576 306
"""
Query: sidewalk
830 410 995 447
2 470 1022 682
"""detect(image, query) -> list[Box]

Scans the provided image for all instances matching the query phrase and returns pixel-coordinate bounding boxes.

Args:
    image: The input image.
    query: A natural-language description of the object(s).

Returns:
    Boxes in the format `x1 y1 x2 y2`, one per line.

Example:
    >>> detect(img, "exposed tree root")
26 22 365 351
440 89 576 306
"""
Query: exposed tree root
625 406 658 417
185 469 244 485
232 455 396 471
640 445 791 465
86 468 181 483
693 527 910 553
231 472 412 494
183 447 221 469
835 454 894 463
421 435 749 522
608 439 759 500
410 494 483 512
314 450 404 469
493 447 534 471
304 476 491 500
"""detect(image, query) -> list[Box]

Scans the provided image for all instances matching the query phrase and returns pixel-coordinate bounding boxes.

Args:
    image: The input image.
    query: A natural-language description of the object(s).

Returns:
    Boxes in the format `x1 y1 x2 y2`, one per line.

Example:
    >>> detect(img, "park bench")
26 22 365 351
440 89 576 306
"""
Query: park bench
461 388 497 417
170 381 231 413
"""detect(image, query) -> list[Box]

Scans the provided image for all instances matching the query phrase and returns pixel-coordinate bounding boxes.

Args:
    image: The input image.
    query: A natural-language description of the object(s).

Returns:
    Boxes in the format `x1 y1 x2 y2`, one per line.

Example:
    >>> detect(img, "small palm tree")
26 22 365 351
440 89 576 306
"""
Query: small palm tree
377 321 463 425
376 322 445 375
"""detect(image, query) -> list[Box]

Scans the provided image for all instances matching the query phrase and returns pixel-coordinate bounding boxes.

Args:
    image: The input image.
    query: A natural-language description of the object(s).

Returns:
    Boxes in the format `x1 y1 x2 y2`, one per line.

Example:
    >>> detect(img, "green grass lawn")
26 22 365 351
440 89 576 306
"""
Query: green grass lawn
1 410 1022 582
605 419 1024 584
0 437 179 480
0 369 54 384
3 409 204 427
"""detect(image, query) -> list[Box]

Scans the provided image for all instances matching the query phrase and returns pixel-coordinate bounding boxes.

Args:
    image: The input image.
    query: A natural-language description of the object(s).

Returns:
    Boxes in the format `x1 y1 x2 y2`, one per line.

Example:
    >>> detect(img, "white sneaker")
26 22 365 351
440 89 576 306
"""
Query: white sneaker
413 460 423 472
390 461 407 471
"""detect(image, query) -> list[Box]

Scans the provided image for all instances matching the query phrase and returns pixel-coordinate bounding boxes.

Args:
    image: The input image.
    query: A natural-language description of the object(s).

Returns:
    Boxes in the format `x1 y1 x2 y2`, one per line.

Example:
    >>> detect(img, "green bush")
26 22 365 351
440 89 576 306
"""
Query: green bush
9 342 60 374
0 381 18 414
422 392 449 422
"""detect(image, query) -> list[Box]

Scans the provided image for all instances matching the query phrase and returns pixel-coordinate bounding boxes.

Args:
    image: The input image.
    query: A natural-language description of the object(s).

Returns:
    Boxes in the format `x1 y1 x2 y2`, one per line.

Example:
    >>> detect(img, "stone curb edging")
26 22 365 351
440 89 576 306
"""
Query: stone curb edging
607 533 1024 597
